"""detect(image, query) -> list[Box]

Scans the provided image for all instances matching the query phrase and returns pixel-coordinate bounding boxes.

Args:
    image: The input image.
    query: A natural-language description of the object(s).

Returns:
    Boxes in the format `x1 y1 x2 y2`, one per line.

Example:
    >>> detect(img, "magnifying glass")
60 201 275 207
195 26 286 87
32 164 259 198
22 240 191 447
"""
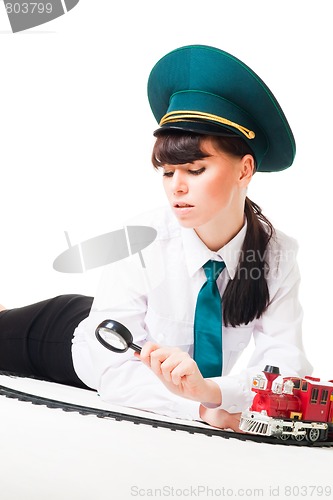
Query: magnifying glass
95 319 142 354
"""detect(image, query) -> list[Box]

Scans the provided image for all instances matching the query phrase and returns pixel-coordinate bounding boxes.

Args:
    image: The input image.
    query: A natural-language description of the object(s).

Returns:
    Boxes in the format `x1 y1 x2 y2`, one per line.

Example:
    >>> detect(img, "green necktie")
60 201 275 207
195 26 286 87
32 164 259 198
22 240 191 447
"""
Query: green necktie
193 260 226 378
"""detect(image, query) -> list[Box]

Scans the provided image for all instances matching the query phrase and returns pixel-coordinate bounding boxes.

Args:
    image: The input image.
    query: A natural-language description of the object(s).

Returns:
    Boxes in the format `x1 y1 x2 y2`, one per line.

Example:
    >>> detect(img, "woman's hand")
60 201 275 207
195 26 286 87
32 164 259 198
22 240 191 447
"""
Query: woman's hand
135 341 221 405
199 405 242 433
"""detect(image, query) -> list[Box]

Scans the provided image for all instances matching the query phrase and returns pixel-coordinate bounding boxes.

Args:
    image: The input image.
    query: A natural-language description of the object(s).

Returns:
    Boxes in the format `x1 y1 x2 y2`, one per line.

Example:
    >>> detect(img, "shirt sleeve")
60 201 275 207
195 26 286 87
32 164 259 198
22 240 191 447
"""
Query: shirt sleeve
209 236 313 413
72 253 201 421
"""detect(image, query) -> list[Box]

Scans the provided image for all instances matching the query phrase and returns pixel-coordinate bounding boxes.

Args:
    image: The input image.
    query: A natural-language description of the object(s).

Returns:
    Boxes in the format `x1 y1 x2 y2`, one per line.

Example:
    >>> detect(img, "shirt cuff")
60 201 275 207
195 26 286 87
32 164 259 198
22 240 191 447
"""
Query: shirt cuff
208 375 254 413
200 382 223 409
169 397 202 421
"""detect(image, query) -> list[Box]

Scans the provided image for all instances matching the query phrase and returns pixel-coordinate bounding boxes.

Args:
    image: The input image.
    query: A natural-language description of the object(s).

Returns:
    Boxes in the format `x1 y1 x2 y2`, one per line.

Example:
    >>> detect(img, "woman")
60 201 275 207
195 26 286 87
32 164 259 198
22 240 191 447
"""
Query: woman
0 45 312 431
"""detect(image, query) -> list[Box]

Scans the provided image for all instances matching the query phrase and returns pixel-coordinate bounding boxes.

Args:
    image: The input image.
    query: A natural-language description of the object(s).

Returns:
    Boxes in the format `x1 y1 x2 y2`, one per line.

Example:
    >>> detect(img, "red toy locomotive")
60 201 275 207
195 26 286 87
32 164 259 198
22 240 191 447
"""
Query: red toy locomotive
239 365 333 443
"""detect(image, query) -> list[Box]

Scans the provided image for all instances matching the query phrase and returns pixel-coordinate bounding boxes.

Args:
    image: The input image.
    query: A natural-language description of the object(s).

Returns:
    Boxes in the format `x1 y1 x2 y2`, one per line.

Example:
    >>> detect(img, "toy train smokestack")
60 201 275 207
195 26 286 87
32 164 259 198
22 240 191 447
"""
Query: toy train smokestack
250 365 281 395
262 365 280 390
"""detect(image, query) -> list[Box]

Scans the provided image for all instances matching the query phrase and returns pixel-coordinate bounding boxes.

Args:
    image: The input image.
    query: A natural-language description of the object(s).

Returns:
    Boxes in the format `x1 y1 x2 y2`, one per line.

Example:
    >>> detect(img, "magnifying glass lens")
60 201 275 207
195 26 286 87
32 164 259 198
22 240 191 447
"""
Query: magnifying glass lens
98 327 128 351
95 319 142 354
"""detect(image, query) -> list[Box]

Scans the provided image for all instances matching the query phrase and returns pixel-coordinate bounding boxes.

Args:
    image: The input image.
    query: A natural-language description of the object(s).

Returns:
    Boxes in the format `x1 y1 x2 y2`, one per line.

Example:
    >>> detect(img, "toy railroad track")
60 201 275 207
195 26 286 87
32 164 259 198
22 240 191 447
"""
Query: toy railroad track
1 383 333 447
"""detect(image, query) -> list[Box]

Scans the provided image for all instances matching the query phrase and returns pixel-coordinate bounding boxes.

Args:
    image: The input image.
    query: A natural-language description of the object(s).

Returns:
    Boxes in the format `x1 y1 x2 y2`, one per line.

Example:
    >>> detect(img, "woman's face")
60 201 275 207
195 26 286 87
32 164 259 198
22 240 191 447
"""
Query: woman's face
161 138 253 230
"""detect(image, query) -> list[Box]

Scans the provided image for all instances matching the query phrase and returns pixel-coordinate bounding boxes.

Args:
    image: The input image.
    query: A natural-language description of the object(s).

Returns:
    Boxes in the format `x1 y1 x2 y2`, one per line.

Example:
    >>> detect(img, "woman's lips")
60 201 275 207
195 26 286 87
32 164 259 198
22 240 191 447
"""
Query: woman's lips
173 202 195 215
173 202 194 208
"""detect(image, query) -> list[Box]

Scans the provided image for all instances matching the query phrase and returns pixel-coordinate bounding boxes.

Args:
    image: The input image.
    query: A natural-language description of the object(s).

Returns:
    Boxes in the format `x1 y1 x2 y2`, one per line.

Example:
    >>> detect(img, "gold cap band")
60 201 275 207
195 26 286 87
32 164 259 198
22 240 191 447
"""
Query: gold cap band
159 110 256 140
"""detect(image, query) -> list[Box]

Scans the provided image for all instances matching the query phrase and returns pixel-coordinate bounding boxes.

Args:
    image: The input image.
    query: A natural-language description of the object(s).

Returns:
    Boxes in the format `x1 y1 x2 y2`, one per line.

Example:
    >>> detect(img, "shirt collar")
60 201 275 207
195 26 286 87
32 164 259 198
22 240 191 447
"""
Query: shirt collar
181 219 247 279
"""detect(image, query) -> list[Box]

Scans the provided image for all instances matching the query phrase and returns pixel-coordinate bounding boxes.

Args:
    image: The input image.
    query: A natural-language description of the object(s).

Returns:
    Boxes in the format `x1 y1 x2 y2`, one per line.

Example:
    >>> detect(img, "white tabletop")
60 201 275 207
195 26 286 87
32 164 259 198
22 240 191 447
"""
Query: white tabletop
0 374 332 500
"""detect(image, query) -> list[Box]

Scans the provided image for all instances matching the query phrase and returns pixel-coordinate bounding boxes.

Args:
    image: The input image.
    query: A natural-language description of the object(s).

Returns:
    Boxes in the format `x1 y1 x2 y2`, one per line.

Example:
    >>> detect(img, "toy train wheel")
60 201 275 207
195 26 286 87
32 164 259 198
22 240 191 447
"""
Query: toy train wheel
306 428 320 443
279 428 291 440
279 434 290 441
292 433 305 442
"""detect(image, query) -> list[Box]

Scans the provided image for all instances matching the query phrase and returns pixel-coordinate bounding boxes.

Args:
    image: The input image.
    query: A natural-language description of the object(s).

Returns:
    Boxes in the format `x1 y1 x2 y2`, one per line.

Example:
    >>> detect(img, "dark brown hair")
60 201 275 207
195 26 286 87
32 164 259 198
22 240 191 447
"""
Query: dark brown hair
152 132 274 326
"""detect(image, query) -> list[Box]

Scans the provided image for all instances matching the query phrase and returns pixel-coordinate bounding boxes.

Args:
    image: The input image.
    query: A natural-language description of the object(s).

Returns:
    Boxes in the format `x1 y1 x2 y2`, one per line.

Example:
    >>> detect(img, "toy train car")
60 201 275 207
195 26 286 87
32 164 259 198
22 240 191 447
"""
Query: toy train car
239 365 333 443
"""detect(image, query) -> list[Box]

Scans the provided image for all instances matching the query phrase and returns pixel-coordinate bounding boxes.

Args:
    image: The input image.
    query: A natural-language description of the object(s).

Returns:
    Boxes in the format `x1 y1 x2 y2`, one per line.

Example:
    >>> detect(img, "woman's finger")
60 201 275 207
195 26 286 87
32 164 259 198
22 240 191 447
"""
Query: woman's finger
139 341 160 366
159 352 193 383
149 347 181 376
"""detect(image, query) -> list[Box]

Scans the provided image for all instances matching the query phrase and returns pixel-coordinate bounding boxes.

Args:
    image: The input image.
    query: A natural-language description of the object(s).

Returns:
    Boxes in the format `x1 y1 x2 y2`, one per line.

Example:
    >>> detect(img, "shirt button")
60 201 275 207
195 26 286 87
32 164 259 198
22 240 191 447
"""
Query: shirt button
229 405 237 412
238 342 246 349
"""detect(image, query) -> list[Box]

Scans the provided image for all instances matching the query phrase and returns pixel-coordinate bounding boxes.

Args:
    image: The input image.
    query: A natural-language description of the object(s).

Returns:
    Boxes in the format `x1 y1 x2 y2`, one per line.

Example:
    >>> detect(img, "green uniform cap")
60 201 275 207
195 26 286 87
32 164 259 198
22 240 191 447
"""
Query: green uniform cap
148 45 296 172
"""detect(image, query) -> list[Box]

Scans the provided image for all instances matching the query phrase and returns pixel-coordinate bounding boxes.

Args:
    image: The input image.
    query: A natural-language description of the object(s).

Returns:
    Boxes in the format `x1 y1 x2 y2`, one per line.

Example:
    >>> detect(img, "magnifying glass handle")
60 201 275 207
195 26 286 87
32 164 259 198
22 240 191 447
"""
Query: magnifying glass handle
131 343 142 354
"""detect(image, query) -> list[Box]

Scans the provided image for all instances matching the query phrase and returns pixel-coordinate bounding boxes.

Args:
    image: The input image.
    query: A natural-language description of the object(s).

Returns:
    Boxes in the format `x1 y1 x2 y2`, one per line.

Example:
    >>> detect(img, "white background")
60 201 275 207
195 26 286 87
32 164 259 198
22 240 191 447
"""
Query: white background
0 2 332 375
0 2 333 499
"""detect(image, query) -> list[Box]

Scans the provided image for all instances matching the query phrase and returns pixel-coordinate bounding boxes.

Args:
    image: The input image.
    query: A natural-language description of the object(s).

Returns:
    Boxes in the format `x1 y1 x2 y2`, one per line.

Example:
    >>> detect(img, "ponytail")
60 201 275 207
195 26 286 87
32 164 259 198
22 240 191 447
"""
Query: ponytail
222 197 274 326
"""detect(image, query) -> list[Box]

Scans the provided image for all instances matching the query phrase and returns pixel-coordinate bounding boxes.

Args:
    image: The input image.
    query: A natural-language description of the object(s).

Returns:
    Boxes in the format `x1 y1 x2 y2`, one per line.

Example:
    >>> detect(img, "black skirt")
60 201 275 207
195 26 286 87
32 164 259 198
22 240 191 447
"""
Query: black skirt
0 294 93 388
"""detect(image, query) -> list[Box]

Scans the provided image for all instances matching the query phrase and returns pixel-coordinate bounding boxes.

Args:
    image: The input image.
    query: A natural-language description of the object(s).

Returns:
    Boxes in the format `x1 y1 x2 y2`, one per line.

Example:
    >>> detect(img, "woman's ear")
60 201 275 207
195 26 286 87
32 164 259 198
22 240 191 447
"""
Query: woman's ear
239 155 255 186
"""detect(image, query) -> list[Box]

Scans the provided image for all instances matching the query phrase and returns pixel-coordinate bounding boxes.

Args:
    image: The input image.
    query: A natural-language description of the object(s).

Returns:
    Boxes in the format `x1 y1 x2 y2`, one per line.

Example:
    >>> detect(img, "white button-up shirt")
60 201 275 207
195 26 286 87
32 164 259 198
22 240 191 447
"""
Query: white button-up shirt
72 205 312 420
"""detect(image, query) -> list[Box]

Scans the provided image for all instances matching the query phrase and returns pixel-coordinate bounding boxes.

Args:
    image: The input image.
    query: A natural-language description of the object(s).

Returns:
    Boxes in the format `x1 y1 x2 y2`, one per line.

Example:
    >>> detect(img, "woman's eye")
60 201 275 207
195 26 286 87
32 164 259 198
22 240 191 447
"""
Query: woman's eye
189 167 206 175
162 167 205 177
